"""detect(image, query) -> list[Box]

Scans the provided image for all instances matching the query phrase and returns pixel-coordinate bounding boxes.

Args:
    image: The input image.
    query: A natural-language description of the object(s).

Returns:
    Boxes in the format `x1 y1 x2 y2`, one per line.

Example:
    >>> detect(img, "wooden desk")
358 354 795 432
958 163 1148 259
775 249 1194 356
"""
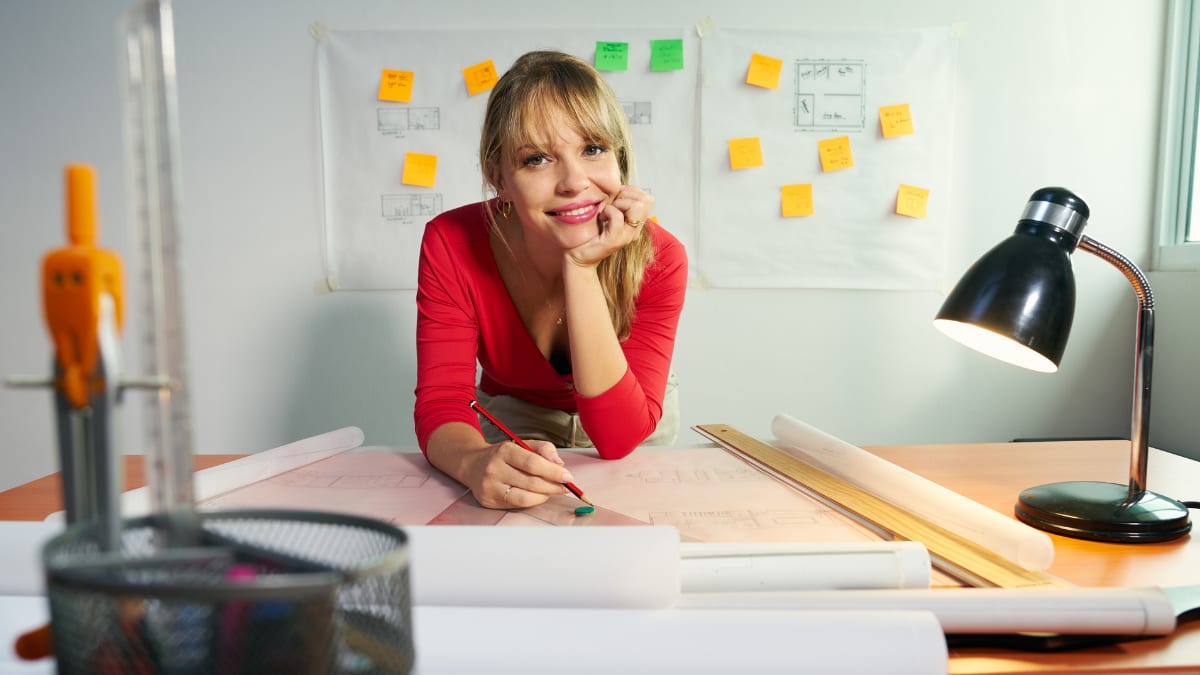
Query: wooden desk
1 441 1196 673
865 440 1200 674
0 454 241 521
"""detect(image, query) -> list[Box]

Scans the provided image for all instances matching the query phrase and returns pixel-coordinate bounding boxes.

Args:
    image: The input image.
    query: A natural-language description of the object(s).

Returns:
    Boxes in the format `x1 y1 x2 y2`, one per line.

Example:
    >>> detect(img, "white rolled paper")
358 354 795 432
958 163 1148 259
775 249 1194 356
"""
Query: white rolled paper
405 526 680 609
771 414 1055 570
0 521 63 596
680 540 931 591
677 586 1177 636
412 606 948 674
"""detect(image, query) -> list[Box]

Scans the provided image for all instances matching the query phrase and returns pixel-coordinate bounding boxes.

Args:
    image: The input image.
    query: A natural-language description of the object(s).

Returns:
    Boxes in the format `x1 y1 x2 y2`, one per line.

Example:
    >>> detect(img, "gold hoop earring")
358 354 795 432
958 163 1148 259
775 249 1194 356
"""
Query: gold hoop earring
499 201 512 219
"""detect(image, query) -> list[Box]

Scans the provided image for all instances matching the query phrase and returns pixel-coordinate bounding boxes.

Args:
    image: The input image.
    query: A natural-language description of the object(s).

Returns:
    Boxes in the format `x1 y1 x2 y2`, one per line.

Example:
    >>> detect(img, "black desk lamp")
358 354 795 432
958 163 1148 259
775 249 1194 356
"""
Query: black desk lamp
933 187 1191 543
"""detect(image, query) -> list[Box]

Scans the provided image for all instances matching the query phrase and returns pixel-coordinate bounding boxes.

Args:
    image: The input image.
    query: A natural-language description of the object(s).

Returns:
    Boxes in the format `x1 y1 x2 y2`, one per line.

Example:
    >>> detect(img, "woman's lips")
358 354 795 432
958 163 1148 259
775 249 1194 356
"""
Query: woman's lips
547 201 602 224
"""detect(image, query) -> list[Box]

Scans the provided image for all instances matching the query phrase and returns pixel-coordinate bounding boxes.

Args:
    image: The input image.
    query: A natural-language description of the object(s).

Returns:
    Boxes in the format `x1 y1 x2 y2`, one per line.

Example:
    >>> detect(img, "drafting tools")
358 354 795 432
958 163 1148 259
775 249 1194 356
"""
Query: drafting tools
6 165 127 551
6 165 126 659
470 399 593 505
694 424 1068 589
120 0 199 544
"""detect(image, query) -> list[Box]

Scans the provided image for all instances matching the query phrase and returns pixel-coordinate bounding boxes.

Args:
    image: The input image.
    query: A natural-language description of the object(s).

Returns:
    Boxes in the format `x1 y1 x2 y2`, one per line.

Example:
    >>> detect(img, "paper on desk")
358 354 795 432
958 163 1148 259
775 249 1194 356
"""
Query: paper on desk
412 606 948 674
0 522 63 596
407 526 680 609
52 426 365 524
192 444 936 591
200 449 467 525
771 414 1055 570
560 446 883 544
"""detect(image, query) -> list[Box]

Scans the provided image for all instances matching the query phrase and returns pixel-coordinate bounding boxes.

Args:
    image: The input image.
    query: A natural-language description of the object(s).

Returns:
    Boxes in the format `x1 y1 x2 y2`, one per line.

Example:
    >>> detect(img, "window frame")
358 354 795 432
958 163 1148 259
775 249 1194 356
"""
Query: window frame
1155 0 1200 270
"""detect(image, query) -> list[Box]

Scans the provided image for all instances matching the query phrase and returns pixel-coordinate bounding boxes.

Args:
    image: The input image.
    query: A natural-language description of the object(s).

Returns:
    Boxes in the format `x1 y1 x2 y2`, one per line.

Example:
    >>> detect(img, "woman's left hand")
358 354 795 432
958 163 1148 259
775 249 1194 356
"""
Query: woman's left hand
566 185 653 268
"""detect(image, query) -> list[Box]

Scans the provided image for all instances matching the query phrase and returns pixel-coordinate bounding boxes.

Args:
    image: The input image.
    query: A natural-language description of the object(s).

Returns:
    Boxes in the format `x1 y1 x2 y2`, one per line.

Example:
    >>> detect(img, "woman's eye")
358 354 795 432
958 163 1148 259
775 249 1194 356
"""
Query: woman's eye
584 144 606 156
521 153 547 167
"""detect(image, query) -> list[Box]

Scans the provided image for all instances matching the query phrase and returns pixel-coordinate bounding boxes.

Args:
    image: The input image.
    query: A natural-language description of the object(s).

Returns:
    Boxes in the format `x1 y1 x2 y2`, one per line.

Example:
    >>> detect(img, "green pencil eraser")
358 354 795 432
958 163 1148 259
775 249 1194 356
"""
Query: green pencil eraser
574 505 595 516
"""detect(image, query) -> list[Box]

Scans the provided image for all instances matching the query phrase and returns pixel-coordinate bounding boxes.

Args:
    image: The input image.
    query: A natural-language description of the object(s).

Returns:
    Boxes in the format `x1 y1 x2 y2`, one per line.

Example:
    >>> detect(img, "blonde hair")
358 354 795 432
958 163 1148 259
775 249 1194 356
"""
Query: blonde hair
480 50 654 339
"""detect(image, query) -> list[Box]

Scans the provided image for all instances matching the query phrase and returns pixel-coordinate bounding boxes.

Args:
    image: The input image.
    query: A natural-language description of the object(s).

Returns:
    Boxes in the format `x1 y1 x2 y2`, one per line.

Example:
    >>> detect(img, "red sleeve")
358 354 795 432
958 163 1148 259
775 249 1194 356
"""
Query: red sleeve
574 225 688 459
413 216 485 453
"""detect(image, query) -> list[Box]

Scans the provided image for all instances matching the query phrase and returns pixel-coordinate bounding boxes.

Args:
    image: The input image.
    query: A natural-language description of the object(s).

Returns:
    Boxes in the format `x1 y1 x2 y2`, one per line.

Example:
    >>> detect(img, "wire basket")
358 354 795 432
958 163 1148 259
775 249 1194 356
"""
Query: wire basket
43 508 413 674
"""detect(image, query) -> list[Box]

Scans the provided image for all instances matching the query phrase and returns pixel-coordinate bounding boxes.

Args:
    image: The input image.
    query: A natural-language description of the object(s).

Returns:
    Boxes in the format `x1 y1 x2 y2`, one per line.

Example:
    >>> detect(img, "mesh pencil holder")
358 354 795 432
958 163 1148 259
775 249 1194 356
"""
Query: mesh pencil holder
42 508 413 675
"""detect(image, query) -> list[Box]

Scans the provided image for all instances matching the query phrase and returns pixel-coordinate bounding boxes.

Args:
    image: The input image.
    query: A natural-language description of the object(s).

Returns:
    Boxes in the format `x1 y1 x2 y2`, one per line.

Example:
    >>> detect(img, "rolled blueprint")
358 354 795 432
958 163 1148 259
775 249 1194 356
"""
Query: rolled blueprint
677 586 1177 636
771 414 1055 570
413 606 948 674
406 526 680 609
680 540 930 591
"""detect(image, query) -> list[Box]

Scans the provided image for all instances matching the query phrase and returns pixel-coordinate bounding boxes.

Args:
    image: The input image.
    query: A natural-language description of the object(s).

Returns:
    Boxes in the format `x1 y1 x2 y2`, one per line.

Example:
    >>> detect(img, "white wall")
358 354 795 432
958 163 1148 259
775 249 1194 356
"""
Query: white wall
2 0 1193 494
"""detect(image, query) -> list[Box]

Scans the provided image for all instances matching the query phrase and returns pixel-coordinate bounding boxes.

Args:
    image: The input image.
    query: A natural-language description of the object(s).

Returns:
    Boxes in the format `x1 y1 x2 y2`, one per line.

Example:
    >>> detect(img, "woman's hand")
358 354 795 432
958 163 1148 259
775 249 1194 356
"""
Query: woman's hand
565 185 654 268
463 438 574 509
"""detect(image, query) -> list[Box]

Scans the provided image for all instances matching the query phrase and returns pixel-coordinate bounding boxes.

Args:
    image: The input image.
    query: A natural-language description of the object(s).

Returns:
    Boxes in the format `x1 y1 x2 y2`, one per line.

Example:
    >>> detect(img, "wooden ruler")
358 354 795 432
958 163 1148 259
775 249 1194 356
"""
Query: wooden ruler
694 424 1069 589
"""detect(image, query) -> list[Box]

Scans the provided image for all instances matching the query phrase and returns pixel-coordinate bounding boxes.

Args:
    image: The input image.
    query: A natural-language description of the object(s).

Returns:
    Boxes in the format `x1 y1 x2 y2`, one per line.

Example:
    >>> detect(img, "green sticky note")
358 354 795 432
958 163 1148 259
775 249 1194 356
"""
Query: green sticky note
595 41 629 71
650 39 684 72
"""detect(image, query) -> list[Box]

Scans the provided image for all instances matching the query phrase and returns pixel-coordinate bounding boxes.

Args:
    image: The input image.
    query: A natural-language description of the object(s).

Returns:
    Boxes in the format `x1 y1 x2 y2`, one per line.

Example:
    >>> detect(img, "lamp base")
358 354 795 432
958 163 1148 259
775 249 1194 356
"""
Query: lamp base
1015 481 1192 543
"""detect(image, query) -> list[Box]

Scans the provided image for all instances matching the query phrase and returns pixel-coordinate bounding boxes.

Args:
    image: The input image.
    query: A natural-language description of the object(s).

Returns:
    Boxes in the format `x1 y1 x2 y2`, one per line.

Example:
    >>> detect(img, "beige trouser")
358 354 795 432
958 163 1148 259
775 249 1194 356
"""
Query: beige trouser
475 371 679 448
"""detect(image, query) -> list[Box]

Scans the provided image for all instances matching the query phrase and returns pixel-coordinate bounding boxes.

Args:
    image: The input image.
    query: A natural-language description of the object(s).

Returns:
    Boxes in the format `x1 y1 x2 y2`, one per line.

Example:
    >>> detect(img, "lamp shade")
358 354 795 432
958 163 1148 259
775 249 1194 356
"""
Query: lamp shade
934 188 1090 373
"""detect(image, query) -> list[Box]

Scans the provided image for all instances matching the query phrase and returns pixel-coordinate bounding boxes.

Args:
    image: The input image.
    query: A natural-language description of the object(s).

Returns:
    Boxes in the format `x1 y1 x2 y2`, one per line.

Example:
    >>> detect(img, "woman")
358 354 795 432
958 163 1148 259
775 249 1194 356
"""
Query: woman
414 50 688 509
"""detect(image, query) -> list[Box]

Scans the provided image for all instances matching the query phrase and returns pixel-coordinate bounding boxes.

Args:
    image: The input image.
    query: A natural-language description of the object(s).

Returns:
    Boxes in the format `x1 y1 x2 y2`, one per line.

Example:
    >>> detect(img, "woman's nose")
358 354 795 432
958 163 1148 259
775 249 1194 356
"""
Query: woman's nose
556 158 590 194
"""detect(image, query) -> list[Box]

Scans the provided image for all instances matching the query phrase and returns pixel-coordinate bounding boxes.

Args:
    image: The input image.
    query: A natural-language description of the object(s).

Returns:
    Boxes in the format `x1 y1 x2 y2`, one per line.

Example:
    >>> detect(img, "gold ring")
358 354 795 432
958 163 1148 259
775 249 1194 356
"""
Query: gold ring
503 485 513 500
626 218 646 228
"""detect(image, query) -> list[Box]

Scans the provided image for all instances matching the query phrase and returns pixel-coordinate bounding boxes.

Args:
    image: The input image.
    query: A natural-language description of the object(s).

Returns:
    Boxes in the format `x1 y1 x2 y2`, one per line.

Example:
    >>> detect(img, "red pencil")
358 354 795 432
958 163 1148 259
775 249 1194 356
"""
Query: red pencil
469 399 593 506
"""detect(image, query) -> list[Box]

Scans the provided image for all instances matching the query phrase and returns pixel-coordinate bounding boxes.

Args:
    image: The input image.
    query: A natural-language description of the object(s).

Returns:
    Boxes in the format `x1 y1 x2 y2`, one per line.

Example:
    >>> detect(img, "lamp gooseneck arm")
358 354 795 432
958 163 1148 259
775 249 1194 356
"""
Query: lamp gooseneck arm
1077 235 1154 497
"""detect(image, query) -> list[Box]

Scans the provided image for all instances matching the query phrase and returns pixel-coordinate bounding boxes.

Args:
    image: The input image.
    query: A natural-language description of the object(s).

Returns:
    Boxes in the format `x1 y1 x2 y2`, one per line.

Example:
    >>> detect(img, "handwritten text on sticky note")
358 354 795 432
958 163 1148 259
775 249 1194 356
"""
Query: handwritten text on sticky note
818 136 854 172
463 60 499 96
378 69 414 103
402 152 438 187
746 53 783 89
595 42 629 71
880 103 915 138
650 39 684 71
728 137 764 170
781 184 814 217
896 184 930 218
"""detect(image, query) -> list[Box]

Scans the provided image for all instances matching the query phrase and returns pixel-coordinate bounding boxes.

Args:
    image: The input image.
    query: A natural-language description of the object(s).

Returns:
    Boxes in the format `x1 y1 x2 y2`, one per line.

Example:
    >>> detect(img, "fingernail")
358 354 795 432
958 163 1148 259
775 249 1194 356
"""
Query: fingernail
562 470 575 483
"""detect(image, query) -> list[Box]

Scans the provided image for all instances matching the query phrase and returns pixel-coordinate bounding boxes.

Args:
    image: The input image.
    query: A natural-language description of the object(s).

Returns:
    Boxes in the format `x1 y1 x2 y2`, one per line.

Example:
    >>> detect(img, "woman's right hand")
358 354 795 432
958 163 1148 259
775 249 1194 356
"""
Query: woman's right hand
464 438 573 509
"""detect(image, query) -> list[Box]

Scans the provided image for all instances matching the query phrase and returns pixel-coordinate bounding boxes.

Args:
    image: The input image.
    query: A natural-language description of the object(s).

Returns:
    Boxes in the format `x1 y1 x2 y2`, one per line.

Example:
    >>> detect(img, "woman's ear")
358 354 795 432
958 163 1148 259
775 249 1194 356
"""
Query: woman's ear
486 164 505 197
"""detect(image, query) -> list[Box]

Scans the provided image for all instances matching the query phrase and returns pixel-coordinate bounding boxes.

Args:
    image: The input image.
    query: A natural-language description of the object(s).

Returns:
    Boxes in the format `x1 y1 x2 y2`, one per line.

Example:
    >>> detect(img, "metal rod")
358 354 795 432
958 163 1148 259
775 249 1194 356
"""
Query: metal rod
1077 235 1153 497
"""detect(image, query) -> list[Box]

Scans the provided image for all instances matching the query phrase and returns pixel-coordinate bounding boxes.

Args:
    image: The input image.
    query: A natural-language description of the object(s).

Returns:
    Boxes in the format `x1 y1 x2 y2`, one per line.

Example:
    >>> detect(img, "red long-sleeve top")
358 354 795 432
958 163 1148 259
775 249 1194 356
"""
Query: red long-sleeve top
414 201 687 460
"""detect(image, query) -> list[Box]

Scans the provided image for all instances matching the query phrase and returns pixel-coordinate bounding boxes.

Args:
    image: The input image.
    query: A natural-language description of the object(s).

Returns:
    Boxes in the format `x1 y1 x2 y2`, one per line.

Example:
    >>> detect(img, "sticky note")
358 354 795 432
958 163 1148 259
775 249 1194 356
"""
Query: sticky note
880 103 915 138
817 136 854 172
463 60 499 97
402 152 438 187
650 39 684 72
781 184 814 217
896 184 930 218
377 69 414 103
728 137 764 170
595 42 629 71
746 53 783 89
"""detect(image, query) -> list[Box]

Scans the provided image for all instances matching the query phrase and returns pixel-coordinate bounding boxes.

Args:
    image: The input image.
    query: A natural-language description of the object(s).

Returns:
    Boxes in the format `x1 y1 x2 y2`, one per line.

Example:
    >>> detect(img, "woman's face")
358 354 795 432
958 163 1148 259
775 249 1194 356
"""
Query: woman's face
496 109 622 251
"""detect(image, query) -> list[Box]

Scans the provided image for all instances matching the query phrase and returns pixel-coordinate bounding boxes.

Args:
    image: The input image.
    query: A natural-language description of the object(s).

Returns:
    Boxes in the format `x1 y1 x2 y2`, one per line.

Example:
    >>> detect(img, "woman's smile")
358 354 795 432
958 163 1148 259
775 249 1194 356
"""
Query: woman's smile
547 200 604 224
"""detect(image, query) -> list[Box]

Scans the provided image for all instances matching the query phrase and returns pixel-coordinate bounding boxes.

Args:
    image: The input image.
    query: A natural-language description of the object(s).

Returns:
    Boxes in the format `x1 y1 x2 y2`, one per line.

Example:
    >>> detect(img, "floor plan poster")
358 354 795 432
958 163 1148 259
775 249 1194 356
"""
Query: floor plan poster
316 28 698 290
697 28 956 289
197 447 879 544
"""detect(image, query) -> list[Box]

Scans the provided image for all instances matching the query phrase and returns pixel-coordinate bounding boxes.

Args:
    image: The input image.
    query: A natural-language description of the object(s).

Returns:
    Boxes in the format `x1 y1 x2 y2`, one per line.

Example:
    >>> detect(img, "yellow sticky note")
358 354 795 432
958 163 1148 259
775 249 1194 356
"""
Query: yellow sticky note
463 60 499 97
378 69 414 103
402 152 438 187
817 136 854 172
781 184 814 217
728 137 764 170
746 53 783 89
896 184 930 218
880 103 915 138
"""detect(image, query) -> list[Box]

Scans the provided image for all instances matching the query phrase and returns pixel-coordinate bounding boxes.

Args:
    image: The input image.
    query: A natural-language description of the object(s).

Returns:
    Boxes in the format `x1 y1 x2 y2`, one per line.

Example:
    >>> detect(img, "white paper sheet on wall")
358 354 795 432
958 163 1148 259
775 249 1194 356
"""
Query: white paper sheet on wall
315 28 699 290
696 27 956 289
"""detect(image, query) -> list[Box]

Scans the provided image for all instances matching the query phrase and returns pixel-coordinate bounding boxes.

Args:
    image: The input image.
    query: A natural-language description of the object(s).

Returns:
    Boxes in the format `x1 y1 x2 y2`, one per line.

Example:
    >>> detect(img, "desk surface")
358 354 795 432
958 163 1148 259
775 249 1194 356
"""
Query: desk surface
1 441 1197 674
